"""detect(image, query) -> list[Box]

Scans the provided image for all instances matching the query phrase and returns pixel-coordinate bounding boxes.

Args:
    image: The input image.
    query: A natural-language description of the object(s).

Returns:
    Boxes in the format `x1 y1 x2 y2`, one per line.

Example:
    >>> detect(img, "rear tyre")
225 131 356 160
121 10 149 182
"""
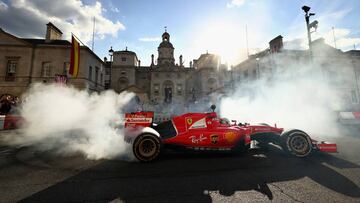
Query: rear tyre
233 139 250 154
133 133 161 162
281 130 312 157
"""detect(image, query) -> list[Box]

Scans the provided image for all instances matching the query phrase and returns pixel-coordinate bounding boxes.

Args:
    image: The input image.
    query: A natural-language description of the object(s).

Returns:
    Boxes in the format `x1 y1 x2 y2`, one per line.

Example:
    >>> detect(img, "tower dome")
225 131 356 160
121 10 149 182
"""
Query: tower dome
158 29 175 66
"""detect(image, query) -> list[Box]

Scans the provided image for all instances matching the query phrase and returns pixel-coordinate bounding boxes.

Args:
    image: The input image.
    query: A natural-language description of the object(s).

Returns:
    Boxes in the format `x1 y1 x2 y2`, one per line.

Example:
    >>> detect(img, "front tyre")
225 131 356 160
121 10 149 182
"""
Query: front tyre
133 133 161 162
281 130 312 157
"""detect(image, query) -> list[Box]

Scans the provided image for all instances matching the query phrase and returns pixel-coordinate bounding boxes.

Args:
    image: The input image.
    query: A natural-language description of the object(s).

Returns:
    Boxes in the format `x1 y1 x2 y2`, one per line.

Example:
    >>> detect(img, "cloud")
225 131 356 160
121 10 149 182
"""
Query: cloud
283 28 360 51
109 1 119 13
323 28 360 50
0 0 8 11
0 0 125 45
138 37 162 42
227 0 245 8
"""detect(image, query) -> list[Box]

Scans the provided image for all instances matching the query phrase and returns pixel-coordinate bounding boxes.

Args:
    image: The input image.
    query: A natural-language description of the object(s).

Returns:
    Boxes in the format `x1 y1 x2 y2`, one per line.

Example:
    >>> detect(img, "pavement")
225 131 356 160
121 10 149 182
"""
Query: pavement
0 130 359 203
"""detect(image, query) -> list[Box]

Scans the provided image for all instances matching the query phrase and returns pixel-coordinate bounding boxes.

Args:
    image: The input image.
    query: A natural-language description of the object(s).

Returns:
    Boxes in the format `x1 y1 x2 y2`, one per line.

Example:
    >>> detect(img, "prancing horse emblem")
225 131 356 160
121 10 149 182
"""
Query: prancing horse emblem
186 118 192 125
210 134 219 144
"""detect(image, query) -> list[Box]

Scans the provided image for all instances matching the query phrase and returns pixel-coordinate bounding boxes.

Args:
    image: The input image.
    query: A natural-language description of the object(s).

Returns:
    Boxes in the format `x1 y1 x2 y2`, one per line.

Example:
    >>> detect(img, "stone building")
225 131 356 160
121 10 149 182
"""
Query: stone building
0 22 105 97
110 31 232 113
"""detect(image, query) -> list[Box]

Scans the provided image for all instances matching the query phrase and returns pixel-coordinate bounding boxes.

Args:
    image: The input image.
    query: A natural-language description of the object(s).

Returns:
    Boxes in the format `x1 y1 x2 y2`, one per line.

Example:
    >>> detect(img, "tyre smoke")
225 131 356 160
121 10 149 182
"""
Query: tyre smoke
5 83 135 160
220 53 355 139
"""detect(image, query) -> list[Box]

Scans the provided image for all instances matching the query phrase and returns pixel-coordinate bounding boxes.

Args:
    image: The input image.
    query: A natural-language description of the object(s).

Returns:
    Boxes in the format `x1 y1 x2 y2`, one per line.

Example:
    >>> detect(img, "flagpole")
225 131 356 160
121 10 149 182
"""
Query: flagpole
71 32 86 47
92 16 95 51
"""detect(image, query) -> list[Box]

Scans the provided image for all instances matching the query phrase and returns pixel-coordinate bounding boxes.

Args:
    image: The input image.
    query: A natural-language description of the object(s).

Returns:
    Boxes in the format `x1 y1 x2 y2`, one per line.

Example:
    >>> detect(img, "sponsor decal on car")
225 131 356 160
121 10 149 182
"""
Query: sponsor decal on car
210 134 219 144
224 131 237 143
189 134 207 143
189 118 207 129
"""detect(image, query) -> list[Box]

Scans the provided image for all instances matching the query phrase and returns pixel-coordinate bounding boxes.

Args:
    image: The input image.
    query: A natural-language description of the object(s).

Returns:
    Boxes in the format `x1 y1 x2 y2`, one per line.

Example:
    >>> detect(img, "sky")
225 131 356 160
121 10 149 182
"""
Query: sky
0 0 360 66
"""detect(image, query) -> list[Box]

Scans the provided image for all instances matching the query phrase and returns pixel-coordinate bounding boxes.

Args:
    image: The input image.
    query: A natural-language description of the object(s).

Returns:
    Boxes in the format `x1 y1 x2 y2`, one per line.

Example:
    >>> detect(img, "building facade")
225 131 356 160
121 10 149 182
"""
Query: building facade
110 31 232 113
0 22 106 98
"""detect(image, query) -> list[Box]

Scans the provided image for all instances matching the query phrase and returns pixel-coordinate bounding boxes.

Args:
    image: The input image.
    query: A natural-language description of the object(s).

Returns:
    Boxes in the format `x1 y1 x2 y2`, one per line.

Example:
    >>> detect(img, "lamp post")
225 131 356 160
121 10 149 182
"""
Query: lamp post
108 46 114 89
352 57 360 103
256 57 260 79
302 5 318 62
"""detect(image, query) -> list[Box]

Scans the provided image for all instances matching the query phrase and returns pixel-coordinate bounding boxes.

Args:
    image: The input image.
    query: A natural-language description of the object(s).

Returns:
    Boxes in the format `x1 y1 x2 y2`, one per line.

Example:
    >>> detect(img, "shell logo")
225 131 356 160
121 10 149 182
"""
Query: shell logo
224 131 237 143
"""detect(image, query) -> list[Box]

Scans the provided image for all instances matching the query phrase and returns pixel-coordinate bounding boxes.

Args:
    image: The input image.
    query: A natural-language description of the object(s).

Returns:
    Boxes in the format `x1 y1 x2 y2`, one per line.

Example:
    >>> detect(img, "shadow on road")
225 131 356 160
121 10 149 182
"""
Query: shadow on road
20 146 360 202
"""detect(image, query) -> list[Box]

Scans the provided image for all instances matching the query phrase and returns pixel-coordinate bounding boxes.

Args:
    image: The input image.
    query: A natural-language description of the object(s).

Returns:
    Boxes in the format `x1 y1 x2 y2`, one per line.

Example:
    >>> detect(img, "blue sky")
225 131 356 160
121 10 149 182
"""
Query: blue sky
1 0 360 66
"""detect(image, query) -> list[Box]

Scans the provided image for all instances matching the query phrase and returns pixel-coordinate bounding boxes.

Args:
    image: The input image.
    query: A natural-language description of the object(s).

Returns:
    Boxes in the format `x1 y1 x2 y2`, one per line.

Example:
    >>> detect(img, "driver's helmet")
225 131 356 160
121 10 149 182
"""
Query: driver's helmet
220 118 230 125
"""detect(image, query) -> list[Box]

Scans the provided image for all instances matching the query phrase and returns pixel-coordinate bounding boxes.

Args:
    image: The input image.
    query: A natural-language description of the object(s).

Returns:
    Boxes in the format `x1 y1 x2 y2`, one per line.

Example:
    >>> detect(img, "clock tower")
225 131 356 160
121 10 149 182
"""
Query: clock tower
157 29 175 66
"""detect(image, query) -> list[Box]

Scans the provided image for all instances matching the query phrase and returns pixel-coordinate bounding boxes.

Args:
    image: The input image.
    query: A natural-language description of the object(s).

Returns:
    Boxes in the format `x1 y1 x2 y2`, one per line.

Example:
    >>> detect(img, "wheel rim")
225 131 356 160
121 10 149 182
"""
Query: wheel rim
138 138 157 157
290 134 310 154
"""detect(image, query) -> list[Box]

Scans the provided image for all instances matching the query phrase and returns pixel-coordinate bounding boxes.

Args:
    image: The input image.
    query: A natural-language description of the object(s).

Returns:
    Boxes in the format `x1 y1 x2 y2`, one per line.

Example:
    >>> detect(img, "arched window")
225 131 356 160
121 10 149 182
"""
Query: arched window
207 78 217 92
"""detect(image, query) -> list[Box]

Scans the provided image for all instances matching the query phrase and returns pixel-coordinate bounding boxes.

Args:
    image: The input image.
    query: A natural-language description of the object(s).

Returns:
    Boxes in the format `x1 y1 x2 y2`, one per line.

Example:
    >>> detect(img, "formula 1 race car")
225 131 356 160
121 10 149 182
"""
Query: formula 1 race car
124 105 337 162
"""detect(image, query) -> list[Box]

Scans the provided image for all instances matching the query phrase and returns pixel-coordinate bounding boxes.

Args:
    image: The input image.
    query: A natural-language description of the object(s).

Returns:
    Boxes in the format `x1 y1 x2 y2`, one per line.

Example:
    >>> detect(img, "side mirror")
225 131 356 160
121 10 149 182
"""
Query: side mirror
210 104 216 112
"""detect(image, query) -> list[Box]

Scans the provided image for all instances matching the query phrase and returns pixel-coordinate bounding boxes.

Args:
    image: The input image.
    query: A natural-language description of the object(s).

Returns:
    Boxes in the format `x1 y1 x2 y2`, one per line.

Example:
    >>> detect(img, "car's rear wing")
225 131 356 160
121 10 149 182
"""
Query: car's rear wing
125 111 154 128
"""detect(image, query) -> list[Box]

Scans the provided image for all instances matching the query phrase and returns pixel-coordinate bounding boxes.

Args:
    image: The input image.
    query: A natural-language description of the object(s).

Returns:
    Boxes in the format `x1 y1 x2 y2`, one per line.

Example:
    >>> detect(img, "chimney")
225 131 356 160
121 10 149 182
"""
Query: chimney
138 60 141 67
45 22 62 43
179 55 183 66
190 61 193 68
269 35 283 53
151 54 154 66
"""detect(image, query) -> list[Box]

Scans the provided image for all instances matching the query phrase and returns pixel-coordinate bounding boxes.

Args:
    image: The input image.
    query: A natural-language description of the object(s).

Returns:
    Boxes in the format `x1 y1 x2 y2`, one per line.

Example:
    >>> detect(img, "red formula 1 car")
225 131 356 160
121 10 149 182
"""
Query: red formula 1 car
124 105 337 162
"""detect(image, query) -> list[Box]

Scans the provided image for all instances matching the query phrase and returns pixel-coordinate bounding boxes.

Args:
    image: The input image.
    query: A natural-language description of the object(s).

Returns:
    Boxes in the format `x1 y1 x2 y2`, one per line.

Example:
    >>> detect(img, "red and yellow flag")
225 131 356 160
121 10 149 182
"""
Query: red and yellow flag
69 35 80 77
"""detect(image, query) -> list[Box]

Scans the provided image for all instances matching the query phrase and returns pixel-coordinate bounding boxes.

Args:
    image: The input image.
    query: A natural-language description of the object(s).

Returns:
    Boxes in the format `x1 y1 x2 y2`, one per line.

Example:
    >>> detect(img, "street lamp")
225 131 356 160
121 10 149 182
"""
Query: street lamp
256 57 260 79
108 46 114 89
352 57 360 103
302 5 318 62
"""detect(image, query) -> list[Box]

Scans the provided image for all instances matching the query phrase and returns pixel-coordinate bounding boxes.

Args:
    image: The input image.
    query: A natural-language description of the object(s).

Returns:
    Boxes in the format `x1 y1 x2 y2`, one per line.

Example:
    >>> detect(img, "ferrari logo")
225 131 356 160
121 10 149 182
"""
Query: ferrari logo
210 134 219 144
186 118 192 125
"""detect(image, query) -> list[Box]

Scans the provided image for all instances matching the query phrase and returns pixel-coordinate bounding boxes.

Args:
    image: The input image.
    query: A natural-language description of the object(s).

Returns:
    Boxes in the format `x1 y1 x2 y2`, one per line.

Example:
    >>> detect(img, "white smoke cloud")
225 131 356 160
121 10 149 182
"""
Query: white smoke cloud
220 53 349 139
5 83 135 160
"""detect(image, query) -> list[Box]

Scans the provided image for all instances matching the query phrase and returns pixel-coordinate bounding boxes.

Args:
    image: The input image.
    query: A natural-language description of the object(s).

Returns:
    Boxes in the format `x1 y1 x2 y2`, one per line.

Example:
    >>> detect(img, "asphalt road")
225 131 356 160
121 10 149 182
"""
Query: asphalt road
0 131 359 203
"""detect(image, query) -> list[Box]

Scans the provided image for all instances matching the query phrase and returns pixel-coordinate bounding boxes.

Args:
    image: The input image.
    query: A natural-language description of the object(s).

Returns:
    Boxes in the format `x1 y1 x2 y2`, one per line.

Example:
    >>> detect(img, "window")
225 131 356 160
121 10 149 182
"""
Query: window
351 90 359 103
42 62 51 77
244 70 248 78
121 71 126 75
105 82 110 89
88 66 93 81
177 84 182 95
207 78 216 91
105 67 111 75
5 59 18 81
64 62 70 75
100 73 103 85
95 67 99 85
154 84 160 95
121 57 127 62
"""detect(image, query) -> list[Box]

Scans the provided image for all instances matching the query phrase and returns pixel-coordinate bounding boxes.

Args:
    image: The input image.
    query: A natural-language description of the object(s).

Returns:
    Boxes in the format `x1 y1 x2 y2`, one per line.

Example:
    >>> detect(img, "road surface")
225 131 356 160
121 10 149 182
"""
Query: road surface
0 130 359 202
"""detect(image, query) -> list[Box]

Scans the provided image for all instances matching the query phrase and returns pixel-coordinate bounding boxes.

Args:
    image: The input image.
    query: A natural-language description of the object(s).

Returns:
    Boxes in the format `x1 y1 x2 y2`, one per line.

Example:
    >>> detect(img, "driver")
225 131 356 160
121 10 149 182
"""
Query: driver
220 118 230 125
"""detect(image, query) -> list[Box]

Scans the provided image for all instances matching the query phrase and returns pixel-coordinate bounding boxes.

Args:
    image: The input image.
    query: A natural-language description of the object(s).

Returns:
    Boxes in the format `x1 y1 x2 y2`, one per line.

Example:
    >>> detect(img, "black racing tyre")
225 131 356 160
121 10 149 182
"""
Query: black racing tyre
281 130 312 157
233 139 250 154
133 133 161 162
